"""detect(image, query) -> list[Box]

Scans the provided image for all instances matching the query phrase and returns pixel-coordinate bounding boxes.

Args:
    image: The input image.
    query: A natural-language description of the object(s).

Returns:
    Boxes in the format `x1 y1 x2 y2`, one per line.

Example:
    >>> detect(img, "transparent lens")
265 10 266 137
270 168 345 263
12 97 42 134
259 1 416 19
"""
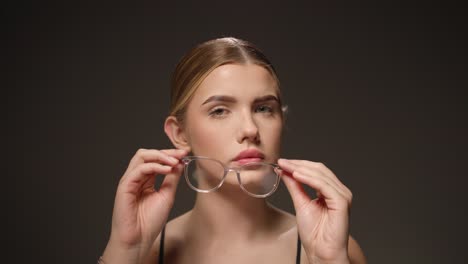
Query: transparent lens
238 163 279 196
185 158 225 192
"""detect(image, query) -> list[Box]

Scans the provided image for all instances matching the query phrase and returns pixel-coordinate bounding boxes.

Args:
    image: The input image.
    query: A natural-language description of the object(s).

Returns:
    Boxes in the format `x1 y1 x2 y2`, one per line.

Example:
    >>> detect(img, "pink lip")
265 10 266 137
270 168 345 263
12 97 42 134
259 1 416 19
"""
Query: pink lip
233 149 265 164
235 157 263 165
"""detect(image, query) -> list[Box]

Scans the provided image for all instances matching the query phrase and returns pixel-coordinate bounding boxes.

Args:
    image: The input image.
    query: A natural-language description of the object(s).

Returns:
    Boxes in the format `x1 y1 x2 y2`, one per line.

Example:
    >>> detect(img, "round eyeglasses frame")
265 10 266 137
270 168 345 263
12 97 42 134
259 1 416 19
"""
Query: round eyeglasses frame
181 156 281 198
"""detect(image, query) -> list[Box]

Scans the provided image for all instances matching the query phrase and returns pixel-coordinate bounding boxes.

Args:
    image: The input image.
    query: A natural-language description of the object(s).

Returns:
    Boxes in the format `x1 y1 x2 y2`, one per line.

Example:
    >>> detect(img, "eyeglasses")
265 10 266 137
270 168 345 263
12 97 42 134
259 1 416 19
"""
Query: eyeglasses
181 156 281 198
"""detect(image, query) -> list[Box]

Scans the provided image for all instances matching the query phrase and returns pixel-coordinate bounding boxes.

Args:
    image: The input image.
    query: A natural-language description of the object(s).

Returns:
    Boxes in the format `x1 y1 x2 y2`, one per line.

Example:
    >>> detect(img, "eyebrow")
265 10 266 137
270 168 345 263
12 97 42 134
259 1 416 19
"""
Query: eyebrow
201 94 280 106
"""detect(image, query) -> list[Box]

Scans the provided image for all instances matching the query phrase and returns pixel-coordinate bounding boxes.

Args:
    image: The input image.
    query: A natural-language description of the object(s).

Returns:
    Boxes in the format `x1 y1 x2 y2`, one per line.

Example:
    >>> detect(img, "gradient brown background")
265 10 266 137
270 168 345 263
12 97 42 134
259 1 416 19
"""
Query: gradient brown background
7 1 467 263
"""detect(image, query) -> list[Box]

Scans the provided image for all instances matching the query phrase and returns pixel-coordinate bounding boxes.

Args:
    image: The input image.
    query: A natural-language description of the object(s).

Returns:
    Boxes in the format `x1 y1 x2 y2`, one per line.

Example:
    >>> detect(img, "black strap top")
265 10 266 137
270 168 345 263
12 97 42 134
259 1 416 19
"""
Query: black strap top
158 226 302 264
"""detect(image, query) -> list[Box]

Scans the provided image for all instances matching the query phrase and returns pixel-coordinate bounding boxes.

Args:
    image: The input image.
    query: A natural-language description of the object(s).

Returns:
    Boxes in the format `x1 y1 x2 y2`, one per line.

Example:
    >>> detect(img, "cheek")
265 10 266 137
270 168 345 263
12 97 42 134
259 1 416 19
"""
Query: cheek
260 118 283 141
187 118 231 156
259 120 283 156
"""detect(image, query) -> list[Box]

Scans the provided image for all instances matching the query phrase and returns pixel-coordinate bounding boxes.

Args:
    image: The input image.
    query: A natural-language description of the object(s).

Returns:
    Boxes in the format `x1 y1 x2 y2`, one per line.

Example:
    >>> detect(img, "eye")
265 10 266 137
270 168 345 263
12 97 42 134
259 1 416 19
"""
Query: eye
255 105 274 113
209 107 229 117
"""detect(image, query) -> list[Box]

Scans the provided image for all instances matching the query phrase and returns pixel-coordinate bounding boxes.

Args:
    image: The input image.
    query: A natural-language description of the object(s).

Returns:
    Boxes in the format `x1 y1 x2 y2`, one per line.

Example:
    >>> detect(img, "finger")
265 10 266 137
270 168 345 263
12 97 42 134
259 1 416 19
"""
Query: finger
280 159 352 201
277 158 299 174
160 149 188 158
127 149 187 172
292 170 350 211
158 163 184 205
288 161 349 199
280 171 311 212
140 172 157 194
287 159 352 197
279 159 335 191
119 162 173 194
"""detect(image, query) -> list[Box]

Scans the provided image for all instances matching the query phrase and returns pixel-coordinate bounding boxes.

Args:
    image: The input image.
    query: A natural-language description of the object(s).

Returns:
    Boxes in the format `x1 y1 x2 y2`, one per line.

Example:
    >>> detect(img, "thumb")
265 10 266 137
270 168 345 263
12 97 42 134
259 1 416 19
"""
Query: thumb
280 171 310 212
159 162 184 201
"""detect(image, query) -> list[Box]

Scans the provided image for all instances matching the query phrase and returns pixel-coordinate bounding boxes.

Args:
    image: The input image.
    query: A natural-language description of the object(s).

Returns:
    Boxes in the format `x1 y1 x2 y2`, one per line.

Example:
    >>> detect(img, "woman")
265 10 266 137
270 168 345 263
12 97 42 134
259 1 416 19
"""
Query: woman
100 37 367 264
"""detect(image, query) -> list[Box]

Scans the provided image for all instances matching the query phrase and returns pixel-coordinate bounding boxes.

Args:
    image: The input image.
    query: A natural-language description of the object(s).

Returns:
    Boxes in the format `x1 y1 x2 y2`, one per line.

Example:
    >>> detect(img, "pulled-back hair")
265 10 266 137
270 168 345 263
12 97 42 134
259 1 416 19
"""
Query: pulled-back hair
169 37 284 123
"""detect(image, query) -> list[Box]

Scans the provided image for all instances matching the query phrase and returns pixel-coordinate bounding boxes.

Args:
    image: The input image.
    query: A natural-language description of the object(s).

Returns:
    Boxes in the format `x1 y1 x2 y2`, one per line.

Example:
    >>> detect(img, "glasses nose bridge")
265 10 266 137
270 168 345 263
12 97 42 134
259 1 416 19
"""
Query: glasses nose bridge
226 167 240 174
226 167 243 181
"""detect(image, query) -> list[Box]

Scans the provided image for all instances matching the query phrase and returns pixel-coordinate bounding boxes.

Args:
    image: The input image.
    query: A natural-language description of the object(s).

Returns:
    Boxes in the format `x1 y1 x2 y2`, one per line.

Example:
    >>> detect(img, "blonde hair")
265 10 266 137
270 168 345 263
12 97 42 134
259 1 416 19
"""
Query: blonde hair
169 37 285 123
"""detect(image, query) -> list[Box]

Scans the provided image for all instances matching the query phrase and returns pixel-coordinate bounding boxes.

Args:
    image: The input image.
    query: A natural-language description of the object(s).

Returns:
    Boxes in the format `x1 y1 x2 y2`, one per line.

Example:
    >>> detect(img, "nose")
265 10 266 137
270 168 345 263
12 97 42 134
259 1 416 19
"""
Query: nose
236 110 260 144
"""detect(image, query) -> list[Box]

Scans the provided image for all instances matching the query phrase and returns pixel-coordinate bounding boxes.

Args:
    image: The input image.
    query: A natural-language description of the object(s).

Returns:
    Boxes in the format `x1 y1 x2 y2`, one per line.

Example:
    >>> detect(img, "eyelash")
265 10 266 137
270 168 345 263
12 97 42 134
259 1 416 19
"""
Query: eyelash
208 105 276 118
255 105 274 114
209 107 229 117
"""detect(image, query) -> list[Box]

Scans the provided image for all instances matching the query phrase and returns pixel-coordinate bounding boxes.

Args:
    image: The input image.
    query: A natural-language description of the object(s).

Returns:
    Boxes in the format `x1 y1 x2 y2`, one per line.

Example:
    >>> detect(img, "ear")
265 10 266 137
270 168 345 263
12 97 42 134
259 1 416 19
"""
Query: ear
164 116 191 152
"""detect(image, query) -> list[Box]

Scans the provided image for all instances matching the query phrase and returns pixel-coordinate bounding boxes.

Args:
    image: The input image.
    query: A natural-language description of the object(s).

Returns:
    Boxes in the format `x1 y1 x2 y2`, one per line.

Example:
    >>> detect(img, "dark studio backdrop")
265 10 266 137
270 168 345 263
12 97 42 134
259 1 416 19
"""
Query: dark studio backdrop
7 1 467 263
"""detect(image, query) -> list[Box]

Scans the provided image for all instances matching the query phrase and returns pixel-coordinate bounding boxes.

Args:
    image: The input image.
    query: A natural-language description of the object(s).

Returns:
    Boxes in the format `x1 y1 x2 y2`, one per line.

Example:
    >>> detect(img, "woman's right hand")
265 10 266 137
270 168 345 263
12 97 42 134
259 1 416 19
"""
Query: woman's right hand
102 148 188 264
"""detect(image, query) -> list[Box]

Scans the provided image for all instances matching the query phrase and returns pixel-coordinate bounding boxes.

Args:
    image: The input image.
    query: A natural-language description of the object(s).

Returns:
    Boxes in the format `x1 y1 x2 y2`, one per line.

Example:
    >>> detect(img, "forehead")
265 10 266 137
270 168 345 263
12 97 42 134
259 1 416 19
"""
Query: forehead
192 64 279 101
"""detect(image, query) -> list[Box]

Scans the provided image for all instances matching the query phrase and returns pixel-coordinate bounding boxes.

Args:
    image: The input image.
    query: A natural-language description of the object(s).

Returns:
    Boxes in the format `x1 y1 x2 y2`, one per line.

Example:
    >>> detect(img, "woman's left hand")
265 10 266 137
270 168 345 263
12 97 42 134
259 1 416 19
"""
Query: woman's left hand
278 158 353 264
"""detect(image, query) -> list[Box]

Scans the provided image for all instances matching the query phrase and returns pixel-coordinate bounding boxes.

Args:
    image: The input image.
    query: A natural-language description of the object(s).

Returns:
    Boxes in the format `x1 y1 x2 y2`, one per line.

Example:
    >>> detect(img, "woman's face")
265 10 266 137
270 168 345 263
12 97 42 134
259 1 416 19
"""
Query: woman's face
184 63 283 167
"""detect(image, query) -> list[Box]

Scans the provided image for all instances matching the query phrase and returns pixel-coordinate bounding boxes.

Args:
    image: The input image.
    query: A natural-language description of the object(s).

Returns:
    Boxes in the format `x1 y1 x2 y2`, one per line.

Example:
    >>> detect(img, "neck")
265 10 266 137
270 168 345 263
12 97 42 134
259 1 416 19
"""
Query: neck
188 185 278 241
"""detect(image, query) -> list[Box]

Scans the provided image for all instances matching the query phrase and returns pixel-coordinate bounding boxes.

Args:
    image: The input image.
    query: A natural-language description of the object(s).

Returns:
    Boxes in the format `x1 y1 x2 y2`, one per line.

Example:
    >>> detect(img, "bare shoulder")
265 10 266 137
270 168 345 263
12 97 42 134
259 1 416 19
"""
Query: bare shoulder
165 211 192 237
267 203 296 223
146 211 192 264
348 235 367 264
267 203 298 235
